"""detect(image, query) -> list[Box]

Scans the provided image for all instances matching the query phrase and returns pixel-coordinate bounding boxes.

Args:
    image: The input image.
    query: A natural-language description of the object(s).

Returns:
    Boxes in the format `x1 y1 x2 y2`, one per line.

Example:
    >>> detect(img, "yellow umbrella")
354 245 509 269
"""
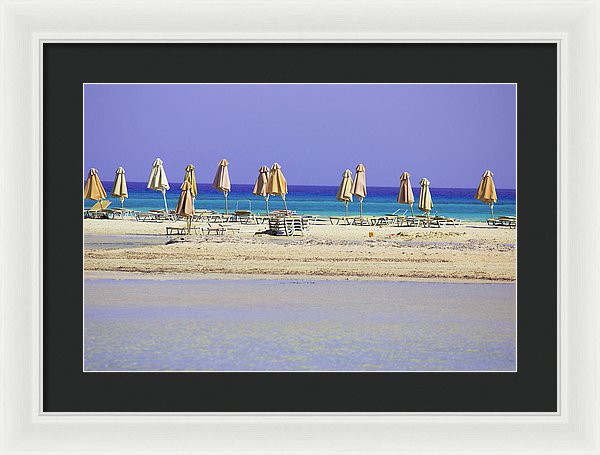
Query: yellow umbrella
84 168 107 201
212 159 231 214
147 158 170 212
183 164 198 198
475 170 498 219
176 180 195 234
336 169 353 216
252 165 270 213
397 171 415 216
111 166 128 208
418 178 433 219
266 162 288 211
351 163 367 217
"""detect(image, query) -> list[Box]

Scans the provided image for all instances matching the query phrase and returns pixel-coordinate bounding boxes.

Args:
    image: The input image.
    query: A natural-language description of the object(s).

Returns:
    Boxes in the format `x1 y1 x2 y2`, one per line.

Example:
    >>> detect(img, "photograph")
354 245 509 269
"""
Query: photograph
83 83 517 372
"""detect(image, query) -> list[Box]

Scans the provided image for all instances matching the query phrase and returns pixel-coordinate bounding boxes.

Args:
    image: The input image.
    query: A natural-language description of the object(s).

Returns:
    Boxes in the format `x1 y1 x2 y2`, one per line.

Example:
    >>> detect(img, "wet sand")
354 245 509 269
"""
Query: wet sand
85 278 516 372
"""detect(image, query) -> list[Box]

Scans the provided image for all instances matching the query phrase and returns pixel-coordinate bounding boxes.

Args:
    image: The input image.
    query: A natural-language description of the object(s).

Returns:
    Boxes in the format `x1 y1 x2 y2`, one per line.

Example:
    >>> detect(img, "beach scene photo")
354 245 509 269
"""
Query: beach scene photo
83 83 516 372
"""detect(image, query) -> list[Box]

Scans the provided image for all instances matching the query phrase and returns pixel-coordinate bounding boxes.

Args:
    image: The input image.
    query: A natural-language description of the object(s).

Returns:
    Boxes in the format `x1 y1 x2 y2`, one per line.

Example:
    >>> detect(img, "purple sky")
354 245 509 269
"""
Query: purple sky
84 84 516 188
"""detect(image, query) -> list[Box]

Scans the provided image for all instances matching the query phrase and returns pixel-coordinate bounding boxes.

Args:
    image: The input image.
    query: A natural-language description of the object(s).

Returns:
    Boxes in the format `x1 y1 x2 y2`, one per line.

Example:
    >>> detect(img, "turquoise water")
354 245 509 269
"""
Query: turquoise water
84 279 516 372
87 182 516 221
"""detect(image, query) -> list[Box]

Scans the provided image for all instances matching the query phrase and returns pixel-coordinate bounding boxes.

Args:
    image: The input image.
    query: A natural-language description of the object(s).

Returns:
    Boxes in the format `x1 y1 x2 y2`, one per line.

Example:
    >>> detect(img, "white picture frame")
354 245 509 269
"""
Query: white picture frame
1 0 598 453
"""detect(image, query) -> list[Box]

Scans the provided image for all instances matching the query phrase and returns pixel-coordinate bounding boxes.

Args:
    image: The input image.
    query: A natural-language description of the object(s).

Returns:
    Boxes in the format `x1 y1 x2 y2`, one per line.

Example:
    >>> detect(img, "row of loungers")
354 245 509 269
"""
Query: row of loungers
328 215 463 227
166 217 309 237
86 207 513 230
166 223 241 236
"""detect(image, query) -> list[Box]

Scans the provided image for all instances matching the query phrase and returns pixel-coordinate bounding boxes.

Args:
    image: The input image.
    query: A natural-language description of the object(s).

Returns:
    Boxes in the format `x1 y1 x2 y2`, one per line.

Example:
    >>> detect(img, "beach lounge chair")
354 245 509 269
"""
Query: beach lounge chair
349 216 371 226
267 216 306 236
203 223 226 235
105 207 134 219
487 216 516 228
84 200 111 219
136 211 171 222
166 225 202 236
234 210 256 224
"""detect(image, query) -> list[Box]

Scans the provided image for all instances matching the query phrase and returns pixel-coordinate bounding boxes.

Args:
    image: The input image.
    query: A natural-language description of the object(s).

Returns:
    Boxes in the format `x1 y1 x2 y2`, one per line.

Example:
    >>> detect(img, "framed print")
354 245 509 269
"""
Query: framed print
46 43 552 413
1 0 599 454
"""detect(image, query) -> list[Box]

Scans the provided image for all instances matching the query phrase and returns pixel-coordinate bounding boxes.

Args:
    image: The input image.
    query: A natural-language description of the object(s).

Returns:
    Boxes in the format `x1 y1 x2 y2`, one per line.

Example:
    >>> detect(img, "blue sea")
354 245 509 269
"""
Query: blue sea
86 182 516 221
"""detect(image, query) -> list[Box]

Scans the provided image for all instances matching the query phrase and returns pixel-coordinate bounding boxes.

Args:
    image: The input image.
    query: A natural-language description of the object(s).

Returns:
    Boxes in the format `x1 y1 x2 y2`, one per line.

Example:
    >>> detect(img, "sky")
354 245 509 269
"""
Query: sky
84 83 516 189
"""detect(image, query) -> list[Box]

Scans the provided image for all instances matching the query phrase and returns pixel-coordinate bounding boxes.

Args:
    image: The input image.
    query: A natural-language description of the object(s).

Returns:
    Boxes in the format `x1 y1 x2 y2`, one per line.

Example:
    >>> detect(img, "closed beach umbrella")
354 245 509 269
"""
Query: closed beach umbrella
111 166 128 208
397 171 415 216
351 163 367 217
266 162 288 211
475 170 498 219
176 180 195 234
418 177 433 218
183 164 198 199
253 165 270 213
147 158 170 212
84 168 107 201
336 169 353 216
212 159 231 214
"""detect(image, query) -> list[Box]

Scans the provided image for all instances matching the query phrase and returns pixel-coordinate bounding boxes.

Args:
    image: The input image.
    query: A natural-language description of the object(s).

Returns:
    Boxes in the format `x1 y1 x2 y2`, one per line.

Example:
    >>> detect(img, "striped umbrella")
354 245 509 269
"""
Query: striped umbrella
183 164 198 210
252 165 270 214
212 159 231 214
351 163 367 217
176 180 195 234
397 171 415 216
418 177 433 219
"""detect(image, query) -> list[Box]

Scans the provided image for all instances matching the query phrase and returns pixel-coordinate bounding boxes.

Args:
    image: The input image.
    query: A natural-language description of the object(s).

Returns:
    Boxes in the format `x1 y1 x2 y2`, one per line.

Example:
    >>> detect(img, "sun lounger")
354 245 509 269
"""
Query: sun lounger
487 217 517 228
203 223 226 235
105 208 135 219
166 225 202 236
369 216 391 226
84 200 112 218
136 211 172 222
202 223 240 235
267 216 306 236
234 210 256 224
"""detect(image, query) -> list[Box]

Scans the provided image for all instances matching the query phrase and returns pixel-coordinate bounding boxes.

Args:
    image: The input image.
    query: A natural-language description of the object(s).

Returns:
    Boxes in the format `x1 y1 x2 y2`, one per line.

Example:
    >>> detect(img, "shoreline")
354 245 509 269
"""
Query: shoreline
85 270 514 284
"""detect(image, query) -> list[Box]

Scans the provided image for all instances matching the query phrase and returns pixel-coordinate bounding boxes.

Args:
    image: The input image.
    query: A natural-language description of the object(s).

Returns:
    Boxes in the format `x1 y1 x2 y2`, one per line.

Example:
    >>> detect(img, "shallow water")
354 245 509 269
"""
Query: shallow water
84 279 516 372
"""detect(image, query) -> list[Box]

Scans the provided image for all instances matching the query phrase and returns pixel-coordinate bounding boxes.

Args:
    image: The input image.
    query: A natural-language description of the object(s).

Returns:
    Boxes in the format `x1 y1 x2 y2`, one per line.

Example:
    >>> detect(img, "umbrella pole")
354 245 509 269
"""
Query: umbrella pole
283 196 287 211
345 201 349 217
120 197 124 209
490 203 495 219
265 196 269 214
224 192 228 215
359 197 363 217
410 204 414 217
161 189 168 212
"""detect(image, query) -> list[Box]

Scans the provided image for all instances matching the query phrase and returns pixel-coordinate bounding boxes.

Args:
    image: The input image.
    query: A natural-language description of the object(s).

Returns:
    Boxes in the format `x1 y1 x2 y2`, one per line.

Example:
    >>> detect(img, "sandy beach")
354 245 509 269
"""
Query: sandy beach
84 219 516 282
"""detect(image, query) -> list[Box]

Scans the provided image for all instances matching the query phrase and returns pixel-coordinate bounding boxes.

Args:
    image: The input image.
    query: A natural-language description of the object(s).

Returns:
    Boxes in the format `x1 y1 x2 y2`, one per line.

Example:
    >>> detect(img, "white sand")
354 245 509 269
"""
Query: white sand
84 219 516 282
